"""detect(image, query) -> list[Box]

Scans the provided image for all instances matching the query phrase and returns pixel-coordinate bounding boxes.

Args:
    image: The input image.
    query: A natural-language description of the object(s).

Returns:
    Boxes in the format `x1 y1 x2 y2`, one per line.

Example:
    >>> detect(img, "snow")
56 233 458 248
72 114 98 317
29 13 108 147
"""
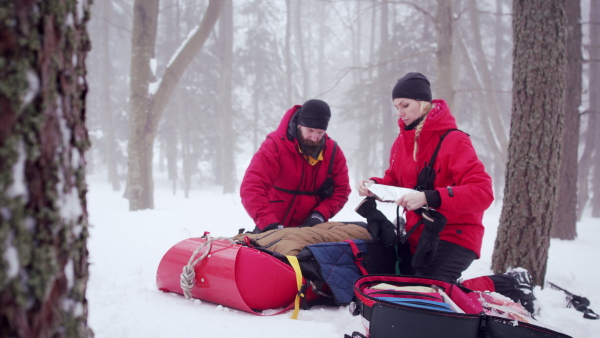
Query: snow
21 70 39 108
150 58 157 77
3 240 19 279
148 79 162 96
87 173 599 338
166 25 199 68
7 140 28 199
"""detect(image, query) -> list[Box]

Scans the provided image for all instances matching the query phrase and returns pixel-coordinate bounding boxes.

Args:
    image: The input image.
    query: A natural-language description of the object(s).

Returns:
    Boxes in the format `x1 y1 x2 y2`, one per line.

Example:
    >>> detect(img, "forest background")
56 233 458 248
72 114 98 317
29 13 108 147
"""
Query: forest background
86 0 598 228
1 0 599 336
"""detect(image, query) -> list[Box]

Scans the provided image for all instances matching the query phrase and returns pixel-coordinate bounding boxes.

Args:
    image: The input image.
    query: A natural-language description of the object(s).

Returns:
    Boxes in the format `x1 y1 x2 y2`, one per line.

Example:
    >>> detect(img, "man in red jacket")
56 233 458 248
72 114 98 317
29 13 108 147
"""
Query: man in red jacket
240 99 351 233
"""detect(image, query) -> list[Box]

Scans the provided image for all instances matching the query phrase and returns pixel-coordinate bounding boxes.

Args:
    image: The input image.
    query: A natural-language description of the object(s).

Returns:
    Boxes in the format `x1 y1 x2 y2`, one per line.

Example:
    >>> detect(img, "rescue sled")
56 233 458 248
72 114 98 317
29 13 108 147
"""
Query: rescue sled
156 233 299 315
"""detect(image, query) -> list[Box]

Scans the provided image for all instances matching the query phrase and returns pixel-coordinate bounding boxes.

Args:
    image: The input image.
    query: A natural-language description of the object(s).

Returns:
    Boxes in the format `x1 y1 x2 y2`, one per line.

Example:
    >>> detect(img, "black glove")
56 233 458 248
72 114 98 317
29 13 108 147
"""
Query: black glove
252 222 280 234
302 211 325 227
506 269 536 315
411 209 446 270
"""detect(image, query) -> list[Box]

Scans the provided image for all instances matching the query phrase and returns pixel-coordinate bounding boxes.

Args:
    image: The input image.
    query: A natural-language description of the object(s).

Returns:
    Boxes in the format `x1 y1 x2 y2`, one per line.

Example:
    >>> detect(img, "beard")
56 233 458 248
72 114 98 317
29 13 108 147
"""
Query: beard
297 130 324 159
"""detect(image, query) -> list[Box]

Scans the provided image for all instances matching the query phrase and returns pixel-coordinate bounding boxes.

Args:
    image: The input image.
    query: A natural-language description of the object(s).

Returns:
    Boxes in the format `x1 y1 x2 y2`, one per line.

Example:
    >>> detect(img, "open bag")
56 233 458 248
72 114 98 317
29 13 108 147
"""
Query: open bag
349 274 572 338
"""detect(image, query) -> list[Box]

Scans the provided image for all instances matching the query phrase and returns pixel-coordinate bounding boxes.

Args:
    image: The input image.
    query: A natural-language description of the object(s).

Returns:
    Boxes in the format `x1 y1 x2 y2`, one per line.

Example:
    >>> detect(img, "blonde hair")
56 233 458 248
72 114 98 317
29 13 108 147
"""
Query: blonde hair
413 101 434 161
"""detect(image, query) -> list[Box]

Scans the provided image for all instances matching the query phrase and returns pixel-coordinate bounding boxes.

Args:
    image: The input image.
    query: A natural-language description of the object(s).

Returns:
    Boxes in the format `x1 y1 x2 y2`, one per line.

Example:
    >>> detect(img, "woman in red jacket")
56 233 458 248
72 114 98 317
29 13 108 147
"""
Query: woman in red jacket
357 72 494 282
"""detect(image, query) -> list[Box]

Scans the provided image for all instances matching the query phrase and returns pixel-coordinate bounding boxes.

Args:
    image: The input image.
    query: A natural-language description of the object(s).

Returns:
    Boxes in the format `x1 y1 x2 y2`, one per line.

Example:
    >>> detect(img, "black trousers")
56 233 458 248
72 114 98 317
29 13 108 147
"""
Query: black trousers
398 240 476 283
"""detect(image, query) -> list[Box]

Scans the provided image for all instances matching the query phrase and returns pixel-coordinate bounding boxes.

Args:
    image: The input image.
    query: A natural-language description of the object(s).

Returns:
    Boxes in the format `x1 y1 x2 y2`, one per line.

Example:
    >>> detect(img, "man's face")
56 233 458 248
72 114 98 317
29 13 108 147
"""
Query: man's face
298 125 326 145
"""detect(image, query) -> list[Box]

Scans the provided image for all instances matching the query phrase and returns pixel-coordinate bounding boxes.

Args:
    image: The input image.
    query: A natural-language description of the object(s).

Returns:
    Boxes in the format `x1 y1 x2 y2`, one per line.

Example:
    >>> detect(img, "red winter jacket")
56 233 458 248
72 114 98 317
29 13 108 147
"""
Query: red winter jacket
371 99 493 257
240 106 351 230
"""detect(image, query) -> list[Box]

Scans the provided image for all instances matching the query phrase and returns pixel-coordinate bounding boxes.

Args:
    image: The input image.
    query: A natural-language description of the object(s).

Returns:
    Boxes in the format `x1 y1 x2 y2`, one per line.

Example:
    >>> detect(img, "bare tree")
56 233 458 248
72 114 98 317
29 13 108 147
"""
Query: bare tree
492 0 566 286
552 0 582 239
0 1 93 336
461 0 509 193
126 0 223 210
101 0 122 191
435 0 454 109
578 0 600 220
591 0 600 218
216 0 236 194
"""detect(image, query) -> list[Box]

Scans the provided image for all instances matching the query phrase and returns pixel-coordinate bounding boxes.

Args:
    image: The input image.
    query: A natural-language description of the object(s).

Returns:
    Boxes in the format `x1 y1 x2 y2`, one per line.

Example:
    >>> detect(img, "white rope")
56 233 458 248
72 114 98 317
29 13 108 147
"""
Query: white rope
180 235 235 299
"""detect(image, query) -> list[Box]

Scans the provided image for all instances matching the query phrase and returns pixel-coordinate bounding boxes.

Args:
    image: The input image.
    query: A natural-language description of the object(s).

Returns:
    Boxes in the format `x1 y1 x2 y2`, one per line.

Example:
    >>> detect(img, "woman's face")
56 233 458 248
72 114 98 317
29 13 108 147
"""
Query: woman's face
393 98 424 126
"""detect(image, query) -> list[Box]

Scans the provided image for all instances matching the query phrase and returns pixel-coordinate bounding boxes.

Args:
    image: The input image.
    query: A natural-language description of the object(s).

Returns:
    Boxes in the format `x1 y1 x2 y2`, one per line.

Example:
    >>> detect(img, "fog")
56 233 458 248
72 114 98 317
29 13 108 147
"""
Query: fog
84 0 595 211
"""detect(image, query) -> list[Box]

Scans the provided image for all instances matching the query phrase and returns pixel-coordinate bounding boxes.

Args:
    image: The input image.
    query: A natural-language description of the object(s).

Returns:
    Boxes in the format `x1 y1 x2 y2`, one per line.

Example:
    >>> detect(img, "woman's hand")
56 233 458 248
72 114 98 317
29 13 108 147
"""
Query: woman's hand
396 191 426 211
357 179 375 197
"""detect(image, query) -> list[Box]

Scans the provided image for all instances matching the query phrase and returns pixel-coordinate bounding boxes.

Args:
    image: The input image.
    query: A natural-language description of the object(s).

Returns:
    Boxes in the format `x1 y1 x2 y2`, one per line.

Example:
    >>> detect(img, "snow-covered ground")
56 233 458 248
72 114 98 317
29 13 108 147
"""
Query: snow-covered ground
86 173 599 338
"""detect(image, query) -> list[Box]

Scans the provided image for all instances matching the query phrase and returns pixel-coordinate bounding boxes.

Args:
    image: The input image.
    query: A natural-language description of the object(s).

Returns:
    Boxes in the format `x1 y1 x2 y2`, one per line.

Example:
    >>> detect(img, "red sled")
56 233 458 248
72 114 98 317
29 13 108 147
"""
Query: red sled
156 235 299 315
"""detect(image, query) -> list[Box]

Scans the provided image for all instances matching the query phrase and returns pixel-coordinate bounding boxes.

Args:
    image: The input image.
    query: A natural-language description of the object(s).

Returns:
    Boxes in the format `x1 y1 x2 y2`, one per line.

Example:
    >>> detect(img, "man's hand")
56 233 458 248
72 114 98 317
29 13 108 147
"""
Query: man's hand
302 211 325 227
357 180 375 197
252 222 280 234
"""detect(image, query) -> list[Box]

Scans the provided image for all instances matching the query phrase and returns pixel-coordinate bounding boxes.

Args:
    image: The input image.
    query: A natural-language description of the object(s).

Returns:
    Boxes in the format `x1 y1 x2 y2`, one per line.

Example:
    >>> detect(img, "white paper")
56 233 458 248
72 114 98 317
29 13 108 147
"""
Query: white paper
365 182 418 203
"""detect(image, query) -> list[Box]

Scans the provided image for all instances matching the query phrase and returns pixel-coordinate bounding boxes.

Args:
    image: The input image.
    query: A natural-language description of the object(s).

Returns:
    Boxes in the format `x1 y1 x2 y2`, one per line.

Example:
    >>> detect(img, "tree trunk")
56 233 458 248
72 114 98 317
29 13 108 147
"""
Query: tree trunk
127 0 159 210
435 0 454 110
552 0 581 239
379 0 394 169
218 0 236 194
101 0 121 192
467 0 509 167
0 1 93 336
127 0 223 210
285 0 293 103
295 0 309 98
591 0 600 218
491 0 566 286
577 112 597 220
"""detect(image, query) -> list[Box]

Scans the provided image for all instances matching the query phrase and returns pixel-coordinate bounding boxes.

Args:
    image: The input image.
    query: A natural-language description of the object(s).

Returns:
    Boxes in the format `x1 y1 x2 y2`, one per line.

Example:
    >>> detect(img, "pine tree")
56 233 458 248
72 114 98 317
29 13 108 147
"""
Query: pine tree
0 1 93 336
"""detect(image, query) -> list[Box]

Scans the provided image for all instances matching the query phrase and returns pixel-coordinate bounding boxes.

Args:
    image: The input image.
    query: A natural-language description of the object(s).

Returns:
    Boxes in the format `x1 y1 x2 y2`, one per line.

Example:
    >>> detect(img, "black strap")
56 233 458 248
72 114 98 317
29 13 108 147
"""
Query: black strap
400 219 423 244
273 185 318 195
327 142 338 177
427 129 458 168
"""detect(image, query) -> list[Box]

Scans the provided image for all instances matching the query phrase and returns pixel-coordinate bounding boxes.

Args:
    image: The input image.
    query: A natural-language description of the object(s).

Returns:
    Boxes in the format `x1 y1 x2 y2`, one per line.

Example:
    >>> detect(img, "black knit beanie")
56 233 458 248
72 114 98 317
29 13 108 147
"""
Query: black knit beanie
392 72 432 102
298 99 331 130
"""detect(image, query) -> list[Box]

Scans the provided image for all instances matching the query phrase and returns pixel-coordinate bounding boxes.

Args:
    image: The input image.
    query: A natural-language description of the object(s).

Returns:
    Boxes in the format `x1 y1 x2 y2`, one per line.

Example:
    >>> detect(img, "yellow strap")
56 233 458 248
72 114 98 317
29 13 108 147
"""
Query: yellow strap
286 255 304 319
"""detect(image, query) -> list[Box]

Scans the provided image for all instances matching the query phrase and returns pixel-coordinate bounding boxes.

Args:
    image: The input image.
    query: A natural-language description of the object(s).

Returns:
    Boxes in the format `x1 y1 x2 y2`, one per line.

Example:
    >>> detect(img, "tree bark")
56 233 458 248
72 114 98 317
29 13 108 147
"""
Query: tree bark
552 0 581 239
0 1 93 336
491 0 566 286
127 0 223 210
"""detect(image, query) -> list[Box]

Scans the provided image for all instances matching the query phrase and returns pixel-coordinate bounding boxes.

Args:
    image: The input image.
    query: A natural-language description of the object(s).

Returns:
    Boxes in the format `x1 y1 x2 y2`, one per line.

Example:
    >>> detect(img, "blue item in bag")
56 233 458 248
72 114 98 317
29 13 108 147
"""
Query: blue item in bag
376 297 454 312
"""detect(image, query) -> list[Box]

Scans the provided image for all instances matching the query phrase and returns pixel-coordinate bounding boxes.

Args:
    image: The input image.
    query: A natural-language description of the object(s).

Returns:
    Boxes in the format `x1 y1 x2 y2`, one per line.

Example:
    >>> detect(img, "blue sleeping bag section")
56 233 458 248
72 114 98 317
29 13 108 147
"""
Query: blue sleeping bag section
306 240 366 305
